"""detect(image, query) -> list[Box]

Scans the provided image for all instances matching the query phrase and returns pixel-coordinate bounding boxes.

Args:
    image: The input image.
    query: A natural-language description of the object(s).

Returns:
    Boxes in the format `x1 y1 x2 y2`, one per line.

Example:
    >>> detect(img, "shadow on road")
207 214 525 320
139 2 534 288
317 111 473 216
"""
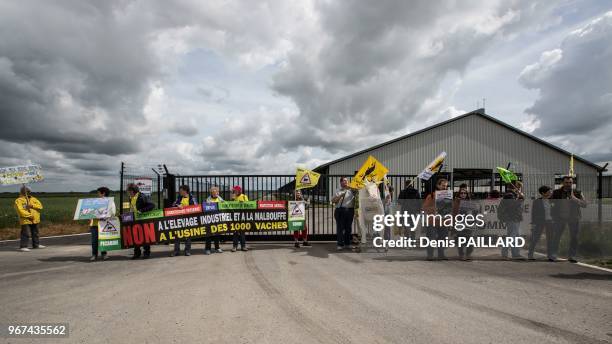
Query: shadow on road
549 272 612 280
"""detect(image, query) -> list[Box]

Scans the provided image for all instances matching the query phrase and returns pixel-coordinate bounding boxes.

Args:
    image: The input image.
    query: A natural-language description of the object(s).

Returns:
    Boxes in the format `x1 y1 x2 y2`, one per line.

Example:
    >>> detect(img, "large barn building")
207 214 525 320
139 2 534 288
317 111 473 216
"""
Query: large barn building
315 109 605 199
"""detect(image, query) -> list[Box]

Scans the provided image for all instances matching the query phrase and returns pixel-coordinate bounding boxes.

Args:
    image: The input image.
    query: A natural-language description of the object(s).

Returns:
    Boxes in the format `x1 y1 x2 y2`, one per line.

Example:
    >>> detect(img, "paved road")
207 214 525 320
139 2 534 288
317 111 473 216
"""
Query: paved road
0 235 611 344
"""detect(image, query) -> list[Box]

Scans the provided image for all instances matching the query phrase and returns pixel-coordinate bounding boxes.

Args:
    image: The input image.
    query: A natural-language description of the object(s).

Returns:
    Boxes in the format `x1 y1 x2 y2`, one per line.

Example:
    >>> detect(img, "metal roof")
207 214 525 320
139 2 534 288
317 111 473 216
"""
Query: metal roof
315 109 604 171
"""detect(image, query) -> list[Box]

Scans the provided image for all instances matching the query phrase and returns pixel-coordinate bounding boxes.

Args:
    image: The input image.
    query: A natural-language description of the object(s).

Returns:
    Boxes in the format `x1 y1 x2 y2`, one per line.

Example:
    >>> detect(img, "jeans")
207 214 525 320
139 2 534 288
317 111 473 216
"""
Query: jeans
501 222 521 258
205 235 220 250
20 224 39 249
90 226 107 257
456 229 474 258
426 226 449 259
528 222 554 259
334 208 354 247
174 237 191 254
551 220 580 259
233 232 246 249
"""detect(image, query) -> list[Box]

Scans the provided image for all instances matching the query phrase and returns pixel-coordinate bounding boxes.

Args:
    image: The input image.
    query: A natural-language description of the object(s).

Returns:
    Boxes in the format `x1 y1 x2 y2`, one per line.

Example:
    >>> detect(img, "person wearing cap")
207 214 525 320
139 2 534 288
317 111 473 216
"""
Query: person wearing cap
231 186 248 252
14 186 45 252
204 186 224 255
171 184 197 257
89 186 115 261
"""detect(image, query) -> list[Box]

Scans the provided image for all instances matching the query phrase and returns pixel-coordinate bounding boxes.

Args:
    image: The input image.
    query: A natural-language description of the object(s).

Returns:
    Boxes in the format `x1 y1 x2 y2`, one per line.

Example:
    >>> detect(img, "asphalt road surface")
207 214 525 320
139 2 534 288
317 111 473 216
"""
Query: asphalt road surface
0 235 611 344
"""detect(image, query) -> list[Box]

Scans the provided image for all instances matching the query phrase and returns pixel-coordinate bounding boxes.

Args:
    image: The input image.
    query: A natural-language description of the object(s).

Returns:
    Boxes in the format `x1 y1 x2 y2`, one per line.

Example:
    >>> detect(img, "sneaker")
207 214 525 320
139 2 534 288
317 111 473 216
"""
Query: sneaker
568 258 578 263
294 242 300 248
19 247 30 252
548 258 557 262
35 245 46 249
90 255 96 262
502 256 511 261
102 254 109 261
336 246 344 251
169 252 177 257
215 249 223 253
302 241 311 247
185 251 191 256
231 247 237 252
241 247 248 252
204 250 211 255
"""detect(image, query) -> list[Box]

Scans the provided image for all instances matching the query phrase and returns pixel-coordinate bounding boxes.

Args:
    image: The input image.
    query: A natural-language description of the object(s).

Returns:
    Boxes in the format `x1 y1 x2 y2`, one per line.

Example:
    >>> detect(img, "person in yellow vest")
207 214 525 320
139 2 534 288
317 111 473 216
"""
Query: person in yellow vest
231 185 248 252
14 186 45 252
89 187 116 261
204 186 224 255
127 183 155 259
170 185 197 257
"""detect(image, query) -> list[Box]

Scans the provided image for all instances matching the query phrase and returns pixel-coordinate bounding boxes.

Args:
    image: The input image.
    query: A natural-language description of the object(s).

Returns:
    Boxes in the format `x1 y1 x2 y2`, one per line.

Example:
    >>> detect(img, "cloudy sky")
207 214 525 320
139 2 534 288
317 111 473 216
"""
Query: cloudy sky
1 0 611 191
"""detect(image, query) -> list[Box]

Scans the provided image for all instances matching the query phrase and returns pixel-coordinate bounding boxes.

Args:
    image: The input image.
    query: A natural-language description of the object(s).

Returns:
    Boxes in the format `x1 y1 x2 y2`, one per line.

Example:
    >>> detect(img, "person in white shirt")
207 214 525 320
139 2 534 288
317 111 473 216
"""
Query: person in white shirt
331 177 355 250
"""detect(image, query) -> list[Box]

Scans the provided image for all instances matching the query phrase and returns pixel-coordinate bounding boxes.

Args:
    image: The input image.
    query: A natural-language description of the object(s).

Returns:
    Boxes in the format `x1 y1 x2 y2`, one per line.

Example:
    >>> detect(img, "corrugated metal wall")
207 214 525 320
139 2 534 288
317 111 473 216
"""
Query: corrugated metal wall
327 114 600 197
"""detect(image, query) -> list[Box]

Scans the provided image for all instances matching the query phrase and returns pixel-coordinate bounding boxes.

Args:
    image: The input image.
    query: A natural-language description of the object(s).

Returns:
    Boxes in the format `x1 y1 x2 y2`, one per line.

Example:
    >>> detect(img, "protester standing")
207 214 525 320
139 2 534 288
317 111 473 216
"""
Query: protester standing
14 186 45 252
332 177 355 251
231 186 248 252
127 183 155 259
528 185 554 261
397 180 421 241
422 178 451 260
550 176 587 263
89 187 115 261
171 185 196 257
497 181 525 260
453 187 477 261
205 186 224 255
292 190 311 248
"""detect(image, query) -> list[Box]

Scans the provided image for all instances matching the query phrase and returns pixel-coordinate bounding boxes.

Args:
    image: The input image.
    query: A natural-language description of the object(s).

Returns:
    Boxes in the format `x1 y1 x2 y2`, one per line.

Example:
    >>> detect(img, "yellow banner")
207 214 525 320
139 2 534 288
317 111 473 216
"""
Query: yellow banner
295 168 321 190
349 155 389 189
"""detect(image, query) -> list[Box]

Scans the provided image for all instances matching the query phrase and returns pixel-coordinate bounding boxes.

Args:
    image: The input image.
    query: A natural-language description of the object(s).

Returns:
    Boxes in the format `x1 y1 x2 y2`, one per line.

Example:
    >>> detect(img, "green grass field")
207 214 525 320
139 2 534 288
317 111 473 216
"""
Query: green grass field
0 193 103 240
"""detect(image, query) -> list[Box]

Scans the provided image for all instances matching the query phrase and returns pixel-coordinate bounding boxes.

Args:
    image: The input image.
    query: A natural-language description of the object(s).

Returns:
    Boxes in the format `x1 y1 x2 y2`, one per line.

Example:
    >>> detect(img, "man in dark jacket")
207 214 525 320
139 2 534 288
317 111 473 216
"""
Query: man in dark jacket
171 185 197 256
550 176 587 263
528 185 554 260
497 182 525 260
397 180 421 241
127 183 155 259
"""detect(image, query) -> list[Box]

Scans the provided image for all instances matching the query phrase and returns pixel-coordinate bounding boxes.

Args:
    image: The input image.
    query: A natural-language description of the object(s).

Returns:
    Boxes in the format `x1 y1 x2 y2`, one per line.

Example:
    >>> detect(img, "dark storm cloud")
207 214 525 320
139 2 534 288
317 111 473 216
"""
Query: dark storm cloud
520 11 612 161
269 0 558 155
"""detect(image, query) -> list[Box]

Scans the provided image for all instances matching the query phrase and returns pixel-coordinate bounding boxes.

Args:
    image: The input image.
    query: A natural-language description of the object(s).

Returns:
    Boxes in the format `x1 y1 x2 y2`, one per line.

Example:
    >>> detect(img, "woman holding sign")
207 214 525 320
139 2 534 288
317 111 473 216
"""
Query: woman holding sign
127 183 155 259
89 187 115 261
293 190 310 248
231 186 249 252
171 185 197 257
204 186 224 255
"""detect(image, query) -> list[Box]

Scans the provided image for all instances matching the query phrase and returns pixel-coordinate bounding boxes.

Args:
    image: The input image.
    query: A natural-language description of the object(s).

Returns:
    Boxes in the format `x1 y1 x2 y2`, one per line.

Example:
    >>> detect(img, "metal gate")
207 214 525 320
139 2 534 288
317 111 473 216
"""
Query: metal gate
156 173 418 241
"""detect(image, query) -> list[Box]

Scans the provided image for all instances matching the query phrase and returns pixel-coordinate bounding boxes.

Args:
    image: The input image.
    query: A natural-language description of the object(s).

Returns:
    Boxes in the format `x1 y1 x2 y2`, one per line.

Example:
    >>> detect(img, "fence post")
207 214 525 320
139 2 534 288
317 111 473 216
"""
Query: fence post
119 162 124 215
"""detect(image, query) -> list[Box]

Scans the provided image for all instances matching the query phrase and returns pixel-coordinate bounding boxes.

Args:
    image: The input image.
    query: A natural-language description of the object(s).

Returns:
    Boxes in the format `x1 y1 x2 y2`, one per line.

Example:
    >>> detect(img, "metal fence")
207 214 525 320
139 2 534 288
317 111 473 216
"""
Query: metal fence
119 165 608 241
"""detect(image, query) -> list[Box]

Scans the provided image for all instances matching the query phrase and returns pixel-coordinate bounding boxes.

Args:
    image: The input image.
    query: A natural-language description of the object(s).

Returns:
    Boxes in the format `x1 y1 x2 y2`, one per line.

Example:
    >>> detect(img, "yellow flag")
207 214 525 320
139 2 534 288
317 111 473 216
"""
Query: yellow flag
295 168 321 190
349 155 389 189
569 154 575 177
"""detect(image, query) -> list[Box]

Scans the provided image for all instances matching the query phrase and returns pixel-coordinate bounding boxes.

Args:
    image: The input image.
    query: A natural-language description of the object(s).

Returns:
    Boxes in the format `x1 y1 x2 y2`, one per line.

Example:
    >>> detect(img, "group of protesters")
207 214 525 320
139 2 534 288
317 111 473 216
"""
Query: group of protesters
14 175 586 263
331 175 587 262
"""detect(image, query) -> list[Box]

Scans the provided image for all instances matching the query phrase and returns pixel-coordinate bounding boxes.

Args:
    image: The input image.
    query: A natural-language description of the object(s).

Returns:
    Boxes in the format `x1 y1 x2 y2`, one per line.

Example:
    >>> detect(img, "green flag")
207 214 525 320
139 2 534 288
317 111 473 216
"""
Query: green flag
496 167 518 184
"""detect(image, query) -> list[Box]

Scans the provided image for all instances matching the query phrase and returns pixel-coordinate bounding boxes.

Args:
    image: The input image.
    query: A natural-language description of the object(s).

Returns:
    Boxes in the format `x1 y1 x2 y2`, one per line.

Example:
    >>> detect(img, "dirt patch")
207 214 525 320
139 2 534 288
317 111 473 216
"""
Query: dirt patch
0 223 89 241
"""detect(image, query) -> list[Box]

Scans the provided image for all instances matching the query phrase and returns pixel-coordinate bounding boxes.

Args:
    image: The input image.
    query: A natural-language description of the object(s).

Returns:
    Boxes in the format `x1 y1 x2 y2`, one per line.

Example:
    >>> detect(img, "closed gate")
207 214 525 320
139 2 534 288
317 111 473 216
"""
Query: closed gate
165 174 419 241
